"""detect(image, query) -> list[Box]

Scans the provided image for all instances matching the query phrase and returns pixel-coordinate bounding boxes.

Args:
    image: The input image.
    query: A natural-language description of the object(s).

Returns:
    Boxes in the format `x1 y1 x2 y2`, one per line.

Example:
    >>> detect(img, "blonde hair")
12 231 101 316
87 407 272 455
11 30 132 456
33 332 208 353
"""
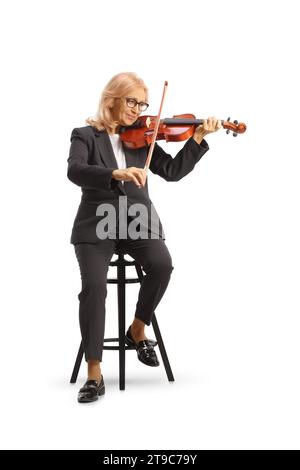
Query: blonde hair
85 72 148 133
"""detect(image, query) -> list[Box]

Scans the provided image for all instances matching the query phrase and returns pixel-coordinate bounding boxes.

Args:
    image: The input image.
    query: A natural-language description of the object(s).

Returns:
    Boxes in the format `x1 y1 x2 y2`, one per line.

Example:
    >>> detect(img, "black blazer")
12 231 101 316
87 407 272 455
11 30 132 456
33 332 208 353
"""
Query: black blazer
67 125 209 244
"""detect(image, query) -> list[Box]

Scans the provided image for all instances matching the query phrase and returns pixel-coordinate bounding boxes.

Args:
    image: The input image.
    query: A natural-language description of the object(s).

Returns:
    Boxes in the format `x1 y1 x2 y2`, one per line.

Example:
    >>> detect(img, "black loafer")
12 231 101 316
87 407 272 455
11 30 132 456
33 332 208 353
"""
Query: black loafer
77 376 105 403
125 326 158 348
125 327 160 367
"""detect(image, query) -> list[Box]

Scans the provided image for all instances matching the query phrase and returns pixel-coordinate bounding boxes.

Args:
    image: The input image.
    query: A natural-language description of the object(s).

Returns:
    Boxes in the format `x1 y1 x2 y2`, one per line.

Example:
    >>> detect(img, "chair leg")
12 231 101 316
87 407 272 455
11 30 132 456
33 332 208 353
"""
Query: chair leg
151 313 174 382
134 263 175 382
70 341 84 383
117 255 126 390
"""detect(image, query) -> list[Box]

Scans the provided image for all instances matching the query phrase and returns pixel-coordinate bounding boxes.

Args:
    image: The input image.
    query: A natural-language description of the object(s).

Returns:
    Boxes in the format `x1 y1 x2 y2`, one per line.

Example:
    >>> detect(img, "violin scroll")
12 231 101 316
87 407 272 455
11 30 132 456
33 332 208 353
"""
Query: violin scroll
223 117 247 137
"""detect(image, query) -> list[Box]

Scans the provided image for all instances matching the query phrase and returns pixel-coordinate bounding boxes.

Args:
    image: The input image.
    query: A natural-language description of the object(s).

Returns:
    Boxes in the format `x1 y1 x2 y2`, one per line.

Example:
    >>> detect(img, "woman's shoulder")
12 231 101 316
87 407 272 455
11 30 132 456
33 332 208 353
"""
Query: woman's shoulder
70 125 106 141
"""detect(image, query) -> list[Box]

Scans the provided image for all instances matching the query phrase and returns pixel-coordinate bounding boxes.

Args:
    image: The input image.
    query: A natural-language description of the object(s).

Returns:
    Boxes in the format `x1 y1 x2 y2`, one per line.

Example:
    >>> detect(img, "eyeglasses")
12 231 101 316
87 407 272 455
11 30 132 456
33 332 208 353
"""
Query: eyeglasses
125 97 149 112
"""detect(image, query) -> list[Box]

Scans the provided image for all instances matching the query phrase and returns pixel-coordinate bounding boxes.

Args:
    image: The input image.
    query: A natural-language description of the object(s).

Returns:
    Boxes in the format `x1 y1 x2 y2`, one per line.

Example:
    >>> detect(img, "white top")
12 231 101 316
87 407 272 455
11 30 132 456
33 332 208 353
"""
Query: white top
108 133 126 185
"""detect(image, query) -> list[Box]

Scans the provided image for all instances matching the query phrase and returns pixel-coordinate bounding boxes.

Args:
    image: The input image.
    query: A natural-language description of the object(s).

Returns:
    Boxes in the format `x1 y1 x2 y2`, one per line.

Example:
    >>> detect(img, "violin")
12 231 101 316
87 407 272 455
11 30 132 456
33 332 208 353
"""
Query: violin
119 114 247 149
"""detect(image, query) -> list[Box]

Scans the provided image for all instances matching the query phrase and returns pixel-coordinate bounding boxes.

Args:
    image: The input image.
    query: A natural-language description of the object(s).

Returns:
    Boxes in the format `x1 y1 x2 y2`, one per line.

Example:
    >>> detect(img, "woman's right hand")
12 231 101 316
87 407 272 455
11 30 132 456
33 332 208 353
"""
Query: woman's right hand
112 167 147 188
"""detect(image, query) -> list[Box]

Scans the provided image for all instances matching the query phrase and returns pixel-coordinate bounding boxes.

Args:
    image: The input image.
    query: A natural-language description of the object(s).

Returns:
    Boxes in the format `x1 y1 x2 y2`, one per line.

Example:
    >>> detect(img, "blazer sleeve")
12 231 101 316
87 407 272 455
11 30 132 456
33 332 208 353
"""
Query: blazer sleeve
67 128 118 191
149 136 209 182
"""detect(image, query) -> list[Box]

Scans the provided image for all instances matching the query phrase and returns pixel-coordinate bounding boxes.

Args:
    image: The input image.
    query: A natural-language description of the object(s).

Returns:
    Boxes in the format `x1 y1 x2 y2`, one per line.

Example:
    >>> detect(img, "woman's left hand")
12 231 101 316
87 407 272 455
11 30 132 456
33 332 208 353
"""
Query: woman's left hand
193 116 222 143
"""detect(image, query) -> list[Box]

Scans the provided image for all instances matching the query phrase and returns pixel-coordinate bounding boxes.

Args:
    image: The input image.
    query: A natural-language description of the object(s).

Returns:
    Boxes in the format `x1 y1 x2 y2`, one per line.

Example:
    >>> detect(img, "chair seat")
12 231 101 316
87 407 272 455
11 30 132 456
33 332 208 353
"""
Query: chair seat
109 259 136 267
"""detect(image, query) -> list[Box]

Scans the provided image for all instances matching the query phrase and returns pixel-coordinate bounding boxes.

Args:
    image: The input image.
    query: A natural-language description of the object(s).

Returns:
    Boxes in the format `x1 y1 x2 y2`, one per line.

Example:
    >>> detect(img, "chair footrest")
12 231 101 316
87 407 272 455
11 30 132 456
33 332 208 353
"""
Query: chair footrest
107 278 140 284
103 338 135 350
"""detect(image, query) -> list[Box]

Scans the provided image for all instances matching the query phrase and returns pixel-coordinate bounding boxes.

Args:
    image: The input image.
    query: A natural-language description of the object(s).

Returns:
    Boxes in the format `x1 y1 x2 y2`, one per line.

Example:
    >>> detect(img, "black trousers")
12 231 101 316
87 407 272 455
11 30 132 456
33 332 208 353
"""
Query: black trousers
74 237 174 362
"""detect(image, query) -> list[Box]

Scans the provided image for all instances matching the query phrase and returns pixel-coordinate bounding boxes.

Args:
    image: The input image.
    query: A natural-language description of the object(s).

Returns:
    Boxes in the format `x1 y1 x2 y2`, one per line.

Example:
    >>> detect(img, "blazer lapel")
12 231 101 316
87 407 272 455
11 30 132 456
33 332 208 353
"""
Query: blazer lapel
94 128 118 168
93 128 126 195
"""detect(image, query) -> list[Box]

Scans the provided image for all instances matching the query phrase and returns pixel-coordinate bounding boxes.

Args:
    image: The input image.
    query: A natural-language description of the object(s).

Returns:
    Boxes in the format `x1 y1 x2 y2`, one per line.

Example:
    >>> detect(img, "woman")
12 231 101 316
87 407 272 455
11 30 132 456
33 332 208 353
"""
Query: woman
67 72 221 403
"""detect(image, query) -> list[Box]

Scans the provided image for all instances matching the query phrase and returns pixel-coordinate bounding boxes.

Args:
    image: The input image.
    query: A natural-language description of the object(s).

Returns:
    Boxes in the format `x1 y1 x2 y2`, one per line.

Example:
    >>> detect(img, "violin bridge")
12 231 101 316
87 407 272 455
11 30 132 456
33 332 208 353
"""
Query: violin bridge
146 116 151 128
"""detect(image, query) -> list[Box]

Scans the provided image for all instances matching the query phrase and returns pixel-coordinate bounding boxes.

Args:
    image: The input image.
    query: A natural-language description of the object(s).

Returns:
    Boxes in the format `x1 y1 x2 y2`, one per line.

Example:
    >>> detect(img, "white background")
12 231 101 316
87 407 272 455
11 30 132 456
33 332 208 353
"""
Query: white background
1 0 299 450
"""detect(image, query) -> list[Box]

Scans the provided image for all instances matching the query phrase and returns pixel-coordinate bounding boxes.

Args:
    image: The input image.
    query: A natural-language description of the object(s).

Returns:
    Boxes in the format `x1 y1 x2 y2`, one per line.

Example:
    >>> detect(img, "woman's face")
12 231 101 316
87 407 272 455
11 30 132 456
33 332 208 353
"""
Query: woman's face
117 86 147 127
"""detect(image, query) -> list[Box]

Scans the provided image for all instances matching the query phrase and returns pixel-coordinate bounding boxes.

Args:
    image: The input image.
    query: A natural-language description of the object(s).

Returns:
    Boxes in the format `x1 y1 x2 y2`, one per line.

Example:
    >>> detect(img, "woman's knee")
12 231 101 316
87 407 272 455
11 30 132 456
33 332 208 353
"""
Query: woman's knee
147 258 174 277
78 277 108 301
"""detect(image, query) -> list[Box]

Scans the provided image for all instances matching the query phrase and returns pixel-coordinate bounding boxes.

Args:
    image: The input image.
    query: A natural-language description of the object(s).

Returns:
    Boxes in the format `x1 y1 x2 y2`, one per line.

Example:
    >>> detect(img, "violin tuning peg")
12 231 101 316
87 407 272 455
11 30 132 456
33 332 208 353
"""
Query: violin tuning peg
227 117 231 122
234 120 238 125
233 132 238 137
226 129 230 135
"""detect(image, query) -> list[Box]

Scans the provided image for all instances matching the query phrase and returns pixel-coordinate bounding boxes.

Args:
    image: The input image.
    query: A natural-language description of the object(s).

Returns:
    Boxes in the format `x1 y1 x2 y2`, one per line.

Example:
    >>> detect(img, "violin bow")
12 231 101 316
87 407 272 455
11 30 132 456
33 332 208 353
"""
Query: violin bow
144 80 168 173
